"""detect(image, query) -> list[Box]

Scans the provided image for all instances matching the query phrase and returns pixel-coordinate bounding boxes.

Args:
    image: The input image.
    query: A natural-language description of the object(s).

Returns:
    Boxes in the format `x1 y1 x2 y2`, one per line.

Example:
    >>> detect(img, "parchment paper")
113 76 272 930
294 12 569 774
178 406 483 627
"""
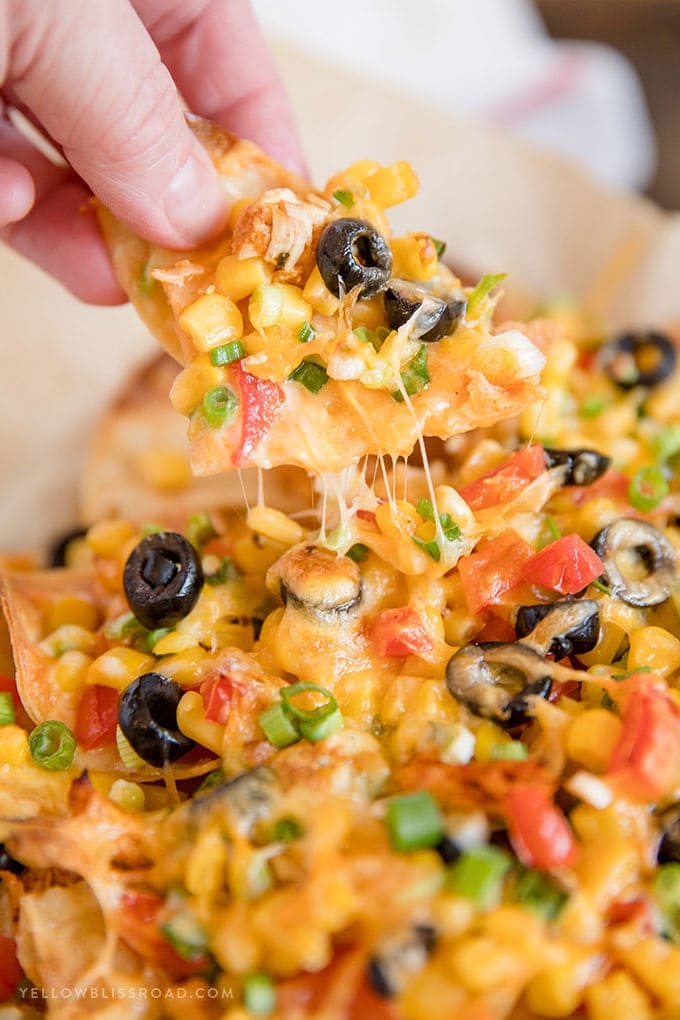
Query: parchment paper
1 43 678 550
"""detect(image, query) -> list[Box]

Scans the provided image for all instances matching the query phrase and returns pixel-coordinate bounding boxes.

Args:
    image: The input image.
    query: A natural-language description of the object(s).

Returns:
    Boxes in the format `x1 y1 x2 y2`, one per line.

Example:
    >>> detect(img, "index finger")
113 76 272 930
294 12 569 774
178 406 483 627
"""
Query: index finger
134 0 308 177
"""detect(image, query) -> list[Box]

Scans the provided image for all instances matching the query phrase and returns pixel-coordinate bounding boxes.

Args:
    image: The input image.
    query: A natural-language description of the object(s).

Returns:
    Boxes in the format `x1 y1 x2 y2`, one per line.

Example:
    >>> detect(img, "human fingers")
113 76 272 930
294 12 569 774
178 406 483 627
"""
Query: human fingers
5 0 230 248
133 0 308 176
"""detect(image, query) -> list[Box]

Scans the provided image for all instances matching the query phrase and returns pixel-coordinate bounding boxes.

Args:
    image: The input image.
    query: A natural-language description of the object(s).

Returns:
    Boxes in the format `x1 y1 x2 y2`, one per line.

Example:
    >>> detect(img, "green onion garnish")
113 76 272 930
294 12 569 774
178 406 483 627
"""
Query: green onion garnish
447 845 512 909
161 912 209 961
258 702 300 748
201 385 238 428
513 868 568 921
415 498 461 542
187 511 217 548
299 706 343 743
332 188 355 208
590 578 612 596
116 725 147 769
653 424 680 463
29 720 76 771
210 340 245 366
297 321 316 343
629 465 669 511
412 536 441 561
354 326 374 344
147 627 171 652
392 344 430 402
489 741 528 762
545 515 562 541
432 237 447 259
579 395 608 419
206 555 240 586
466 273 507 316
347 543 369 563
386 791 443 853
243 973 276 1017
281 682 338 723
652 863 680 942
287 359 328 394
197 767 225 793
137 263 155 296
273 817 303 843
0 692 15 726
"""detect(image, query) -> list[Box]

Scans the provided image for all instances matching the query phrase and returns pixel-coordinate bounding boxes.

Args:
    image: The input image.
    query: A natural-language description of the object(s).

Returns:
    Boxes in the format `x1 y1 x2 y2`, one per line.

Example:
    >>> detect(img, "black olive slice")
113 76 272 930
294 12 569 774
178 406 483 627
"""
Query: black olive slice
657 804 680 863
49 527 87 567
599 331 677 390
446 642 553 726
118 673 195 767
515 599 600 659
368 926 436 998
123 531 203 630
0 843 25 875
591 519 675 607
543 448 611 487
316 218 392 298
383 280 466 342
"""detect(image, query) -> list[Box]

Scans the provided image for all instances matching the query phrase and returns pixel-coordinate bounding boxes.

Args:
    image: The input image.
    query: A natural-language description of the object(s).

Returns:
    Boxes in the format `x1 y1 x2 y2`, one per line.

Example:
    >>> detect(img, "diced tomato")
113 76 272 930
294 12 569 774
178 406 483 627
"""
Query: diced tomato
0 674 20 711
505 783 580 871
74 685 118 750
200 673 234 725
474 615 517 644
117 890 209 978
458 445 546 511
231 361 284 468
278 950 398 1020
458 530 536 616
569 467 630 506
521 533 603 595
356 508 378 523
371 607 433 658
607 676 680 801
607 896 655 933
0 935 23 1001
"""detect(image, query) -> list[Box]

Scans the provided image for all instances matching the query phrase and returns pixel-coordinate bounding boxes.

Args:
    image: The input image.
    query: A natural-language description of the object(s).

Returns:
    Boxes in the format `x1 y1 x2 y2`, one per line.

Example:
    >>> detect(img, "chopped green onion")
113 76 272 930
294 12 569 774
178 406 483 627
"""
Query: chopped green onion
206 555 240 586
416 497 435 523
299 706 343 742
243 973 276 1016
201 386 238 428
628 465 669 512
161 912 209 961
489 741 528 762
29 720 76 771
104 612 140 641
332 188 355 208
385 791 443 853
579 395 608 419
287 359 328 394
297 321 316 343
354 325 374 344
347 543 369 563
187 511 217 548
197 767 225 793
432 237 447 259
653 863 680 942
412 536 441 561
273 817 303 843
275 251 290 270
590 578 612 596
210 340 245 366
281 682 338 724
116 725 147 769
615 665 652 680
258 702 300 748
147 627 171 652
513 868 568 921
653 424 680 464
137 263 155 296
392 344 430 402
466 273 507 316
601 691 616 711
446 845 512 909
545 515 562 541
0 692 15 726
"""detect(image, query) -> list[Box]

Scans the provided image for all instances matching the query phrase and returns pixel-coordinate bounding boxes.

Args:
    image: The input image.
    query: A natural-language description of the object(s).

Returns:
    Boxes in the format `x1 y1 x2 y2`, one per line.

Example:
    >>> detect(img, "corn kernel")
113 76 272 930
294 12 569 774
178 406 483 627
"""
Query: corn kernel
87 647 155 691
215 254 271 302
566 708 623 772
86 519 135 558
473 720 511 762
45 596 99 633
614 936 680 1004
160 647 210 685
176 691 225 755
228 196 256 231
88 770 115 796
152 632 199 656
39 624 96 658
302 266 339 315
391 233 439 282
109 779 145 812
525 960 587 1017
248 283 311 332
179 293 244 353
0 725 29 765
135 448 192 492
54 650 93 693
627 625 680 678
169 355 228 416
366 161 419 207
584 970 652 1020
246 505 304 546
185 826 228 895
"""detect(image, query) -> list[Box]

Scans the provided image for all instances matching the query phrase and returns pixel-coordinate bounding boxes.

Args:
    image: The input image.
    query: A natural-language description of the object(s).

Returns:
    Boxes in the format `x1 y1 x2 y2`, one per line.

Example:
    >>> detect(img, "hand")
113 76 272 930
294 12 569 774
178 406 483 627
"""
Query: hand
0 0 305 303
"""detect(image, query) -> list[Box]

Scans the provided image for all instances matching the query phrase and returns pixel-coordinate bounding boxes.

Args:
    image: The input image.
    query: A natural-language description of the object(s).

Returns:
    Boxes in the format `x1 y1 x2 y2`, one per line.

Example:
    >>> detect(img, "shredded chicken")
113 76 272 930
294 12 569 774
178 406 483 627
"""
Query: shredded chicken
231 188 330 283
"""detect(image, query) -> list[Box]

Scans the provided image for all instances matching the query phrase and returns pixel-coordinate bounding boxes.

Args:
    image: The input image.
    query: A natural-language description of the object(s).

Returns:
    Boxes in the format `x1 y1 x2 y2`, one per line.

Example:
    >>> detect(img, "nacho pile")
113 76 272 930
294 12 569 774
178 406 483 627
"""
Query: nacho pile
2 123 680 1020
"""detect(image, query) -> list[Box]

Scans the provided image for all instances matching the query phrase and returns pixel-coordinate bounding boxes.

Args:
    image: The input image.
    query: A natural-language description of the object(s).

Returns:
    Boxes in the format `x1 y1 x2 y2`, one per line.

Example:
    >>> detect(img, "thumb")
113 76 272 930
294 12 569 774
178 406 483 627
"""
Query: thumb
7 0 230 247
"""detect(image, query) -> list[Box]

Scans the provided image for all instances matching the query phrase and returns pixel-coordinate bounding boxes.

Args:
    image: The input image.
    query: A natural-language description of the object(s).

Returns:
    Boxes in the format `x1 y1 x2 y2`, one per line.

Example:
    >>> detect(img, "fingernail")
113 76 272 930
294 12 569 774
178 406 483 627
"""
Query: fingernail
164 149 230 245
